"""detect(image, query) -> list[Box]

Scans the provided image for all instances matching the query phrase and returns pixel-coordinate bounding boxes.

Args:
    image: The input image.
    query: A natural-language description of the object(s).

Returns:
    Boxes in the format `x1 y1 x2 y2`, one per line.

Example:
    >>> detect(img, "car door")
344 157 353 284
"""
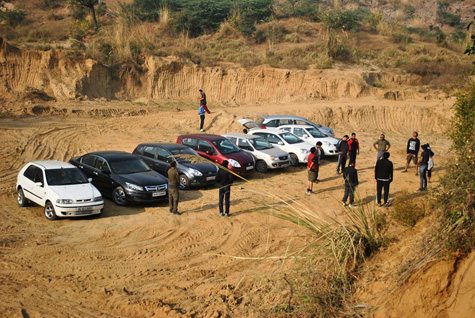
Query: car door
197 139 218 161
156 147 173 175
140 146 159 171
22 165 44 205
78 155 96 178
31 168 46 205
92 157 115 195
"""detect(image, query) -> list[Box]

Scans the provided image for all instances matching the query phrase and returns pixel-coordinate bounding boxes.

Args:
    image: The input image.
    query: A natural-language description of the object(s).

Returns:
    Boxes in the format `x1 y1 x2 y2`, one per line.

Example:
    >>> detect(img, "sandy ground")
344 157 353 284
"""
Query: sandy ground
0 99 453 317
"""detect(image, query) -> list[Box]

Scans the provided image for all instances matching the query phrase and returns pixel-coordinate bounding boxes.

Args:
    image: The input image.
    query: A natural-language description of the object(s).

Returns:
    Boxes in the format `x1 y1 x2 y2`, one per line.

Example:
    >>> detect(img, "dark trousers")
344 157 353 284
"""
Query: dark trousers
168 185 179 212
336 154 347 172
200 115 205 130
342 182 355 204
219 186 231 214
376 180 390 204
428 168 432 178
349 152 357 166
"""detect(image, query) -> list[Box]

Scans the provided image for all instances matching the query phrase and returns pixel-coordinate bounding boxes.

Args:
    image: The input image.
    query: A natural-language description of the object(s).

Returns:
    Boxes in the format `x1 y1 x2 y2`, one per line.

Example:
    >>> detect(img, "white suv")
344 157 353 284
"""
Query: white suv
279 125 340 156
248 128 314 166
16 161 104 220
222 133 290 172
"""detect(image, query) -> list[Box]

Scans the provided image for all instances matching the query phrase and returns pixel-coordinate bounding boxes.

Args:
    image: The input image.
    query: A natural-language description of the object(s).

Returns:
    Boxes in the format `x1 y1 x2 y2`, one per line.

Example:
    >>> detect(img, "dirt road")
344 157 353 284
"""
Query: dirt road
0 99 452 317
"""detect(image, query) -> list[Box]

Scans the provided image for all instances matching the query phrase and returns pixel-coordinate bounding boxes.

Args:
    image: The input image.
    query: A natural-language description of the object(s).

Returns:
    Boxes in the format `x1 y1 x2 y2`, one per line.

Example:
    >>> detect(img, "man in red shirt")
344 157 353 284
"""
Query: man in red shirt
348 132 360 166
306 147 319 194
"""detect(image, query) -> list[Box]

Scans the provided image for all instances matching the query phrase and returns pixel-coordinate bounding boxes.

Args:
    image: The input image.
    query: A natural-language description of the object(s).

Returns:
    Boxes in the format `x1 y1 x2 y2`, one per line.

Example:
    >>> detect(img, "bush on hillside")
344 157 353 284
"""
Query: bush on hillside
322 9 364 31
0 10 27 26
437 9 462 28
435 82 475 255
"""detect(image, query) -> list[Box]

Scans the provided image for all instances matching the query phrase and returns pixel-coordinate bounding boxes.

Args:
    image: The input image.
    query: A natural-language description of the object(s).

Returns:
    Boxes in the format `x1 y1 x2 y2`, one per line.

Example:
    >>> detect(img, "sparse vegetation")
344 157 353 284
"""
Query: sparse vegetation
392 191 426 227
0 9 27 26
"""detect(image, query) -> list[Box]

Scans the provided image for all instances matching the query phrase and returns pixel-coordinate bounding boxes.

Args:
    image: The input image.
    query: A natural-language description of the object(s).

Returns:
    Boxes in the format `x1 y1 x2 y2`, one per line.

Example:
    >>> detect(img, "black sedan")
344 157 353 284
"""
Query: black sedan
133 143 218 190
69 151 168 206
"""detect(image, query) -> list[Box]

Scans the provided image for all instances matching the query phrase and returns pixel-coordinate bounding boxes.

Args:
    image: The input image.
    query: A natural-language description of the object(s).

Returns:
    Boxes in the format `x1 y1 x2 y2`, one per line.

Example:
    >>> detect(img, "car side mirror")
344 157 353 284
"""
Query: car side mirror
101 170 110 175
302 135 309 139
205 150 212 155
35 182 43 187
278 141 284 146
88 178 93 183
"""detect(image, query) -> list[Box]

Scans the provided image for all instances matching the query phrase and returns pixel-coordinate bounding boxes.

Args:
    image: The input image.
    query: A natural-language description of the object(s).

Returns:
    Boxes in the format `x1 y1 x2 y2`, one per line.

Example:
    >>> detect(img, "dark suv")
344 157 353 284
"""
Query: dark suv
176 134 255 176
70 151 168 206
133 143 218 190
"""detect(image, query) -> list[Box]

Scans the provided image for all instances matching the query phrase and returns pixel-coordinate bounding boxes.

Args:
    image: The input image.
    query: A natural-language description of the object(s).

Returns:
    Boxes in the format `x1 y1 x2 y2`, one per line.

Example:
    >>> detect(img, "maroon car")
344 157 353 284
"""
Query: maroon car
176 134 255 176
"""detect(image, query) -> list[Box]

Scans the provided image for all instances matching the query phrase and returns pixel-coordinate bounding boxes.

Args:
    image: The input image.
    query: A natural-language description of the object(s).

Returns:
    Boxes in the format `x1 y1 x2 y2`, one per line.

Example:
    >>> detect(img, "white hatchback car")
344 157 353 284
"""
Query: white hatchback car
222 133 290 172
248 128 314 166
278 125 340 156
16 161 104 220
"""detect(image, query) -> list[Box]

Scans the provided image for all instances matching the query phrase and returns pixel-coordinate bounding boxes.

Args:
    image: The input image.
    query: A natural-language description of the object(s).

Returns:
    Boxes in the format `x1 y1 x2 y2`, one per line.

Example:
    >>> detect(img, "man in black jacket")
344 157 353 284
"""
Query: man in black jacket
375 152 393 207
336 135 349 174
404 131 420 174
216 160 234 217
342 163 359 207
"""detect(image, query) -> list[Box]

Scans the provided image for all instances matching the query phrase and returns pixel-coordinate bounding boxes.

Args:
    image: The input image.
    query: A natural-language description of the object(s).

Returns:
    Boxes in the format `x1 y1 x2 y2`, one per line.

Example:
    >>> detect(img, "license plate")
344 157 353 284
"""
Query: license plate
78 206 93 212
246 166 254 170
152 191 166 197
206 176 216 181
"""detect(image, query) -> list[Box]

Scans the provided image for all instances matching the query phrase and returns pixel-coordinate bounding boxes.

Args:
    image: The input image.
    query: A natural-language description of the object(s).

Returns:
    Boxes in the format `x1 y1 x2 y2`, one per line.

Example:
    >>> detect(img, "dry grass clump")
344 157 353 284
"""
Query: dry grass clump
392 191 426 227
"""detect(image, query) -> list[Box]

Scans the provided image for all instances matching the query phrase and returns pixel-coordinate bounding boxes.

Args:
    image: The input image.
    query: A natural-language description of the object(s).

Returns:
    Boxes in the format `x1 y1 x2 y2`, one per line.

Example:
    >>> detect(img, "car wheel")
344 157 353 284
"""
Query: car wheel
44 202 58 221
289 153 299 166
17 188 28 207
256 160 268 173
112 186 127 206
179 174 190 190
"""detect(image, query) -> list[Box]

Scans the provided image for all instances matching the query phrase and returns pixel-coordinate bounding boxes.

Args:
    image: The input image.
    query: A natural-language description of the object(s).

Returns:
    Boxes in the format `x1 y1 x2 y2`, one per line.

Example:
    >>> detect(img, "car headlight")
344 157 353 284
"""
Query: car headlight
189 168 203 176
56 199 74 204
324 141 332 147
228 158 241 168
125 182 144 191
300 149 310 154
93 196 103 202
269 155 276 161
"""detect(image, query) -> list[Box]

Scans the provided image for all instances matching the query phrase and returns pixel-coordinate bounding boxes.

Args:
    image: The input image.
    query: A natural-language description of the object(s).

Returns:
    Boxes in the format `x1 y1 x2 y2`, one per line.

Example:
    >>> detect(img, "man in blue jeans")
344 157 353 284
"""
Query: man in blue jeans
418 144 433 191
375 152 393 207
216 160 234 216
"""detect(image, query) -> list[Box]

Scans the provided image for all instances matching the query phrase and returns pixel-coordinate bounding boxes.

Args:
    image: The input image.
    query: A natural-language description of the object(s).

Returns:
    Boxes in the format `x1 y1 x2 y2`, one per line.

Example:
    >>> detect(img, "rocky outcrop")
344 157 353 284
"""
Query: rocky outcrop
0 39 430 105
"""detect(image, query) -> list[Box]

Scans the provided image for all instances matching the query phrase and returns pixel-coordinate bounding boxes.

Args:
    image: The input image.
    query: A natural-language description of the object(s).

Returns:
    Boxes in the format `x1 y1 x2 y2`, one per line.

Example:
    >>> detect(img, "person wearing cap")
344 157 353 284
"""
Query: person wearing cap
167 161 181 215
373 133 391 164
336 135 349 174
404 131 420 174
348 133 359 166
375 152 393 207
199 89 211 114
216 160 234 216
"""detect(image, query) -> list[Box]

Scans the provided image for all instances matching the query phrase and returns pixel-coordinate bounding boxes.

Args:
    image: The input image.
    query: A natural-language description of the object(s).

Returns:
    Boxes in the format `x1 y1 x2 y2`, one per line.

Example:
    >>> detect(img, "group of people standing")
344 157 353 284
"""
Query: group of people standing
323 131 435 208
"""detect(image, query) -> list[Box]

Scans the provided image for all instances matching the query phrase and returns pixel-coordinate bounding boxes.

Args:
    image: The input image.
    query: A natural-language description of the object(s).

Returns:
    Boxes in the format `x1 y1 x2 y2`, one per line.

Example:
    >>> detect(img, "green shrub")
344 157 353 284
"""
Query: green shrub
0 10 27 26
40 0 62 9
392 33 413 44
323 10 362 31
437 9 462 28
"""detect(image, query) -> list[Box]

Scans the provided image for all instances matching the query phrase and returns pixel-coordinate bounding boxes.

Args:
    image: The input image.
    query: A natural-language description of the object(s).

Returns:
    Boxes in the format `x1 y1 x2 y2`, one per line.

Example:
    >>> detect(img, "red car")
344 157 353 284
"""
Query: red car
176 134 255 176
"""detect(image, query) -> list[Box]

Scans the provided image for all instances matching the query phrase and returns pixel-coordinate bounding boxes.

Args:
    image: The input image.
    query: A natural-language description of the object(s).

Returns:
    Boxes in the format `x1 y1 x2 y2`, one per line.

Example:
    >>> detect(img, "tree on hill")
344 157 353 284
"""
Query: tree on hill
75 0 99 31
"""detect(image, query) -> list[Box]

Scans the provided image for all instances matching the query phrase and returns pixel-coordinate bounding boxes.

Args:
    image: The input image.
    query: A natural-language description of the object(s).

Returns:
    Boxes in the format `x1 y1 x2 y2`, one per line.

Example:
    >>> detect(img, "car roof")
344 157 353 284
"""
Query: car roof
178 134 226 141
87 151 137 161
30 160 76 170
261 115 307 120
279 124 314 129
138 142 184 149
251 128 284 134
222 133 260 139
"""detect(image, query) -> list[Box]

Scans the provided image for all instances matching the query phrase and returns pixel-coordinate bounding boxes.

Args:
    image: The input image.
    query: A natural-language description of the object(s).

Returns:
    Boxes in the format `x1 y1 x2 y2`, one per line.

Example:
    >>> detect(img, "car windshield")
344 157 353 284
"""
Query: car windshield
46 168 88 186
249 137 272 150
307 127 326 138
109 158 151 174
279 132 303 144
212 139 241 154
169 147 199 162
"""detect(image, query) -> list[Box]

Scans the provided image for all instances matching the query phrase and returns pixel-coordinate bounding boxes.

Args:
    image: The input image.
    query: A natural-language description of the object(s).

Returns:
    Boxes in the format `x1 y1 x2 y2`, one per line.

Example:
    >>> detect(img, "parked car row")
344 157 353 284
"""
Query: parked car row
16 115 335 220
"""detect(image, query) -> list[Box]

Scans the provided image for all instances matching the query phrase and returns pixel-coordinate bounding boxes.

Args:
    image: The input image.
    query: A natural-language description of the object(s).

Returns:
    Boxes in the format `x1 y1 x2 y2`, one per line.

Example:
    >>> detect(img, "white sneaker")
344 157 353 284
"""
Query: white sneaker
200 129 204 132
348 204 355 208
342 202 346 207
